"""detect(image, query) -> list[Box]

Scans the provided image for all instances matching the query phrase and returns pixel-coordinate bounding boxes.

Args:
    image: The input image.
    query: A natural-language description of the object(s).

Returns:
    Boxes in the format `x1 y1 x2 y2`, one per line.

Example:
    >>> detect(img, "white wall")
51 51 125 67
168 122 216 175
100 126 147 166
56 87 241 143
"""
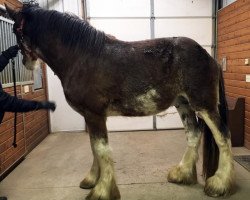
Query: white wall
154 0 212 54
87 0 150 17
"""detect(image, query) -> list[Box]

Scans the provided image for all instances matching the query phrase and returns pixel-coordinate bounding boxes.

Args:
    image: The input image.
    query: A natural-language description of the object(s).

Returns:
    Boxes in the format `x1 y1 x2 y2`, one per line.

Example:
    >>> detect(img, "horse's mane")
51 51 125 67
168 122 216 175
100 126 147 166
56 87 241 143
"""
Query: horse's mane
21 4 106 55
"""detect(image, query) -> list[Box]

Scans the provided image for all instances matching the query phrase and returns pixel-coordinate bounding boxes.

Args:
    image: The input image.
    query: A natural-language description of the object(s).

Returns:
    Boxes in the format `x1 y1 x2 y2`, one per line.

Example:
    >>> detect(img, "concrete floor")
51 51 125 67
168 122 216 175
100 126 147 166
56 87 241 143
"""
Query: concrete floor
0 130 250 200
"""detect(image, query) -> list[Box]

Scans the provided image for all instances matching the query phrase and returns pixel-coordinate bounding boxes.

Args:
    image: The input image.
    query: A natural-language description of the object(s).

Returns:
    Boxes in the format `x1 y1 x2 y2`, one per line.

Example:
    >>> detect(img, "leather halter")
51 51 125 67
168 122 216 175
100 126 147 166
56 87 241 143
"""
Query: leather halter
16 18 25 40
15 18 34 55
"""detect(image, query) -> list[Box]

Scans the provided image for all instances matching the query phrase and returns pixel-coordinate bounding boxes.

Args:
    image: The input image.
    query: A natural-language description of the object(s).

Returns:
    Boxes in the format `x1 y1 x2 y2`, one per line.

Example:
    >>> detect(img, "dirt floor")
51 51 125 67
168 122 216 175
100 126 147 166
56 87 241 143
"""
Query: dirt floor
1 130 250 200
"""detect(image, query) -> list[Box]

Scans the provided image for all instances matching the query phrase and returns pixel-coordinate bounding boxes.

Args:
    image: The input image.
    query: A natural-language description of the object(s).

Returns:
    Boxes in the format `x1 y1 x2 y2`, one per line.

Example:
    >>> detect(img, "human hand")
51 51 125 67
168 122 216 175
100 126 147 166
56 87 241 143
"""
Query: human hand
2 45 19 59
40 101 56 112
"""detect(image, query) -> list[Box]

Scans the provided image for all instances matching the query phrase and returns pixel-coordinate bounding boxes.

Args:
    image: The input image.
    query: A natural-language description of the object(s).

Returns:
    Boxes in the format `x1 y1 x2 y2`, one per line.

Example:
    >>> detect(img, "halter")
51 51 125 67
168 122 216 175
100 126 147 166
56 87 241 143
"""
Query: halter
15 18 25 40
14 18 35 57
14 19 31 53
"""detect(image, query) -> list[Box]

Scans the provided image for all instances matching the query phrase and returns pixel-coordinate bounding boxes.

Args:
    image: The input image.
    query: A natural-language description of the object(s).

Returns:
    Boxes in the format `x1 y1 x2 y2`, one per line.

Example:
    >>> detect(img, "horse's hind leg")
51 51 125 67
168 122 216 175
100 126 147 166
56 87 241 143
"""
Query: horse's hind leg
83 111 120 200
167 96 201 184
199 110 234 197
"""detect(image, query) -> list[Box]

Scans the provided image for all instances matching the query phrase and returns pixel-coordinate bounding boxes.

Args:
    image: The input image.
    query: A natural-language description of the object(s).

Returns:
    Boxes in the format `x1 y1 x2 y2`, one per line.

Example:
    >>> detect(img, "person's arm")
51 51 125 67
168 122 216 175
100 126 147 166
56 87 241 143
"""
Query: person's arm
0 54 9 72
0 90 56 113
0 45 19 72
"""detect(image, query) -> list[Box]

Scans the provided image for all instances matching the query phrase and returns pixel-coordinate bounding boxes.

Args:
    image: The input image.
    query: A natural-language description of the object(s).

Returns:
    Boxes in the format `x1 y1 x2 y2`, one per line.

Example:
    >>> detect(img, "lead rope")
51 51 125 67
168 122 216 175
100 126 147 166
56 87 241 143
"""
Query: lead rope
11 58 17 148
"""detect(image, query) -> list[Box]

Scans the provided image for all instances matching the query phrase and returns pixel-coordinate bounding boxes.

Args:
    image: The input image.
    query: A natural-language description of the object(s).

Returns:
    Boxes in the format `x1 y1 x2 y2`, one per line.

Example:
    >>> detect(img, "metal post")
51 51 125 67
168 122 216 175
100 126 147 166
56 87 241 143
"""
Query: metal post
150 0 157 130
150 0 155 39
212 0 219 60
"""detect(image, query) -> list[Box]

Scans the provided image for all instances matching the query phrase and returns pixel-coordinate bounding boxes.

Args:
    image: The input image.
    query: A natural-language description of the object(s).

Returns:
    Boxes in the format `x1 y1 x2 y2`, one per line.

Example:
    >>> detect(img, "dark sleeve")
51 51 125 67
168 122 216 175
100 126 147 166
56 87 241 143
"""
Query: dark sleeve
0 54 9 72
0 90 43 112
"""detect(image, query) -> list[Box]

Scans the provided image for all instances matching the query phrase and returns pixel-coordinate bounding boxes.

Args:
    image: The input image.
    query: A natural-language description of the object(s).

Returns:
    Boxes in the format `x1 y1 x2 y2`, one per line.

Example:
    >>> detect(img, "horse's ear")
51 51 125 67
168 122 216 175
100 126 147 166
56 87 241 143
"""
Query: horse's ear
5 3 21 21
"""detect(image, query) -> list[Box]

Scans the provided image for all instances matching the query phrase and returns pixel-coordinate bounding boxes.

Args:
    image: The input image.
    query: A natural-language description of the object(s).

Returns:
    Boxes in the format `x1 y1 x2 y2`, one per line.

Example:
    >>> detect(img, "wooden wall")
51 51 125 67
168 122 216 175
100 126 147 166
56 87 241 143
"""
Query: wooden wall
0 0 22 8
0 65 50 177
217 0 250 149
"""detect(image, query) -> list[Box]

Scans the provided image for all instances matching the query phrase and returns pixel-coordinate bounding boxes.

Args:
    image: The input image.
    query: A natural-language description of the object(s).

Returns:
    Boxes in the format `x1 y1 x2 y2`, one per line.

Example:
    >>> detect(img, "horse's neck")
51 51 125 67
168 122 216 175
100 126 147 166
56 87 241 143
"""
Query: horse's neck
36 28 108 81
37 38 73 80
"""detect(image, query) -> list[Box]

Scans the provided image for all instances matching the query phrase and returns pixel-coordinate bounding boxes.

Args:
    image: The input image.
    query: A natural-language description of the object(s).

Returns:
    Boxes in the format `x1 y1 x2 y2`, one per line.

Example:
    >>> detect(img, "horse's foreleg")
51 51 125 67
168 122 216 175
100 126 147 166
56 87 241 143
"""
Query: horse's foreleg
167 97 201 184
84 112 120 200
200 111 234 197
80 139 100 189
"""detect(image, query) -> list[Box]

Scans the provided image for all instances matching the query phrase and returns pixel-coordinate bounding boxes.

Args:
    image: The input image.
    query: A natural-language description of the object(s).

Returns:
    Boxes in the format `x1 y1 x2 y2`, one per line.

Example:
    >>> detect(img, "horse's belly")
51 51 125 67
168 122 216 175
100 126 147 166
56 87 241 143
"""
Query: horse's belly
107 88 164 117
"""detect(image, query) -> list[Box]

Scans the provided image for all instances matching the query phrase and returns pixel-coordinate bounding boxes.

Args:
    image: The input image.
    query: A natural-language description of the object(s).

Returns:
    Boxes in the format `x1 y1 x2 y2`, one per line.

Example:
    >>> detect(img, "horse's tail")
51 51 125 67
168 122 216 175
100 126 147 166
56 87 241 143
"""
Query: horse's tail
200 65 228 179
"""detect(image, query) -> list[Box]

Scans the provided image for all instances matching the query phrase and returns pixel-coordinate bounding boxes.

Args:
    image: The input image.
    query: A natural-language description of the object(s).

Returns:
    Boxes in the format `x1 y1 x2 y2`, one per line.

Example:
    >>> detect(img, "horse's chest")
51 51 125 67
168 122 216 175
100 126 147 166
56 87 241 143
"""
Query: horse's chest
63 89 85 113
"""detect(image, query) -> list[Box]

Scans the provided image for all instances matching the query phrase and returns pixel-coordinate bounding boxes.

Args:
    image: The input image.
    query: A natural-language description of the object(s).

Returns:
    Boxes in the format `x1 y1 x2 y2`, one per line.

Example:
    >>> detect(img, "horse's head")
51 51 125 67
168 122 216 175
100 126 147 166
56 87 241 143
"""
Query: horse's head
5 4 40 70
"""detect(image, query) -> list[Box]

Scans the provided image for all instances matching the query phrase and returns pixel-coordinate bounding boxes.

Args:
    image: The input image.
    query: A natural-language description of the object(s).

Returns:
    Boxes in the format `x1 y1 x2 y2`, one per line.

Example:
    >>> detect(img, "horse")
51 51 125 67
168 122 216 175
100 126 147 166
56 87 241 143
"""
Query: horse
6 3 234 200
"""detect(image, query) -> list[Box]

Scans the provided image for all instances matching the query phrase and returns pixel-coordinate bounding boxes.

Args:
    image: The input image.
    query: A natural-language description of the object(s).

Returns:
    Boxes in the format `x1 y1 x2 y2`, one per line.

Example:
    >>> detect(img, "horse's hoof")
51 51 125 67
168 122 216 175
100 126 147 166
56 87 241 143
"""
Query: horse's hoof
86 188 107 200
111 182 121 200
85 183 121 200
86 190 120 200
80 178 96 189
167 165 197 185
204 175 233 197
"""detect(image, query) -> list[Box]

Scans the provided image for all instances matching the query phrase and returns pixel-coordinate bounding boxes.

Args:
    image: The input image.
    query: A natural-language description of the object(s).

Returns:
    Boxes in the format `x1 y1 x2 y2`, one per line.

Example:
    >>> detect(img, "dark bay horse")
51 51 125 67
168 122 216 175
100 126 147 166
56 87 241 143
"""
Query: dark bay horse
6 4 234 200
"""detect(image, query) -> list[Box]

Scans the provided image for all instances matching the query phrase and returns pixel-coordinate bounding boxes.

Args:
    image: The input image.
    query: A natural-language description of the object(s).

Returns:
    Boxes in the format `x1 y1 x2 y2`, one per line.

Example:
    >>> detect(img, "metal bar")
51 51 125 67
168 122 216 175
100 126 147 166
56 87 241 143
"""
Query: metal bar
2 81 34 88
150 0 155 39
0 16 14 24
201 44 214 47
81 0 87 20
150 0 157 131
0 16 33 85
212 0 219 59
88 16 150 20
87 16 212 20
151 16 213 19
